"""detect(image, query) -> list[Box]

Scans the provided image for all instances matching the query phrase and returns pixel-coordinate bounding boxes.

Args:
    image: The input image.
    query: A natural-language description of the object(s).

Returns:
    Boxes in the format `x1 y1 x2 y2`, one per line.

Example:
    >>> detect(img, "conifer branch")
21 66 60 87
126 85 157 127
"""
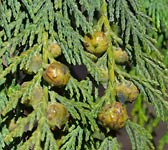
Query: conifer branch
0 0 168 149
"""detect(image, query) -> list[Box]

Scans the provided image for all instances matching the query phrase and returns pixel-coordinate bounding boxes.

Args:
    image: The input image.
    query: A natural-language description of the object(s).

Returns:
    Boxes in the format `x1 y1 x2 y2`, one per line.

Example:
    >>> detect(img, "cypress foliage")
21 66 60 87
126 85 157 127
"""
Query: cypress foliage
0 0 168 149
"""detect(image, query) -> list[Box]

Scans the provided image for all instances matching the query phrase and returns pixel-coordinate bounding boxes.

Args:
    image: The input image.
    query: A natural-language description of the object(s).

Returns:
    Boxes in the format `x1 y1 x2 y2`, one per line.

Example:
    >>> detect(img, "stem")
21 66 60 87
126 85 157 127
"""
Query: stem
42 85 48 111
101 0 116 104
42 31 49 65
42 32 49 111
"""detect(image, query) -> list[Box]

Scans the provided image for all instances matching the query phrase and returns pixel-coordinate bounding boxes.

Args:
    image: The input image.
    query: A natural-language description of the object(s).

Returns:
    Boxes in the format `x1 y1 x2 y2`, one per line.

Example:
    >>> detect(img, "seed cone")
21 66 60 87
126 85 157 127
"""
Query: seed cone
84 31 108 55
21 83 43 108
24 54 42 74
114 48 129 64
47 102 69 129
98 102 128 130
116 81 139 102
43 62 70 87
48 43 62 58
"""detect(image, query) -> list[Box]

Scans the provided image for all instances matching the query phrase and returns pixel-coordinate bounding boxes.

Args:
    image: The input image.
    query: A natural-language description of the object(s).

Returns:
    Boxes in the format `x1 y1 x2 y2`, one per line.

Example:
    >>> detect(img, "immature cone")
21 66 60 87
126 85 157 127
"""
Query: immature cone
47 102 69 129
24 54 42 74
21 83 43 108
98 67 109 82
48 43 62 58
43 62 70 86
84 31 108 55
116 81 139 102
114 47 129 64
30 85 43 108
98 102 128 130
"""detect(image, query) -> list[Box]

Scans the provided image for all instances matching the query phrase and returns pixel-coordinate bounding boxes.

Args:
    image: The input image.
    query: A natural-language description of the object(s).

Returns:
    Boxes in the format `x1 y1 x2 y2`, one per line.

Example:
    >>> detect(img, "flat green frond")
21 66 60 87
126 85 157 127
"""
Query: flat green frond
98 137 121 150
55 12 83 65
60 125 83 150
106 1 168 117
79 0 100 23
0 90 9 113
66 77 94 105
65 0 92 32
2 71 42 116
131 95 148 126
19 45 42 71
4 109 37 145
126 120 154 150
18 127 41 150
140 0 168 30
81 51 109 83
42 123 59 150
115 66 168 120
0 125 9 149
49 91 80 120
49 91 98 131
